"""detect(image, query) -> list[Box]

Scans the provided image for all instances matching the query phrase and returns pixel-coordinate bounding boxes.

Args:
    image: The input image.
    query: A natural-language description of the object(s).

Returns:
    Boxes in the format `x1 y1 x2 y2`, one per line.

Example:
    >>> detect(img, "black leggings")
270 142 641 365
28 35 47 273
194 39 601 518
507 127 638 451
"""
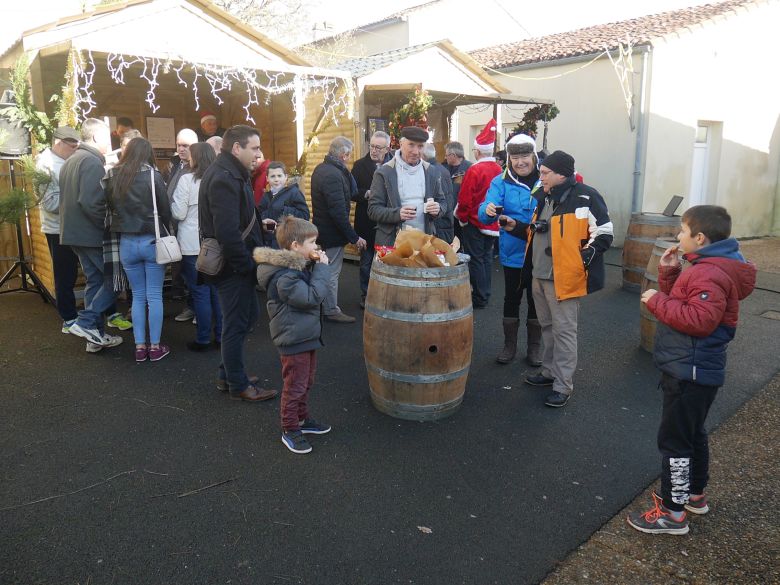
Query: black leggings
503 266 536 320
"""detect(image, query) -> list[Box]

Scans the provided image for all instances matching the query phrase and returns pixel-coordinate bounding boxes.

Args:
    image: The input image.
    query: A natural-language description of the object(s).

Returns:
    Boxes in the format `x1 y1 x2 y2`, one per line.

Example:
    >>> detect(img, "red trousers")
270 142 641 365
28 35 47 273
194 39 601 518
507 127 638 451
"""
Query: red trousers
280 350 318 431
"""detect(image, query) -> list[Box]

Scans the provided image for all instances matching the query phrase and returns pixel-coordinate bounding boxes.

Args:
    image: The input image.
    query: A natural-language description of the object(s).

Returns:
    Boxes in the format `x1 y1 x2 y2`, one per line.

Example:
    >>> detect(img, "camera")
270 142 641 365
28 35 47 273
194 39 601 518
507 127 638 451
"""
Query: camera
529 220 549 234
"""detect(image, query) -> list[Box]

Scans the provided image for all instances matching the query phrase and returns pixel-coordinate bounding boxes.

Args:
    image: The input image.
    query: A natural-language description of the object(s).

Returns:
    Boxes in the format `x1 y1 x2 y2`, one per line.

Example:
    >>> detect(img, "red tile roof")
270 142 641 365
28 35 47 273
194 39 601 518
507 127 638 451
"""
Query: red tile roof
470 0 760 70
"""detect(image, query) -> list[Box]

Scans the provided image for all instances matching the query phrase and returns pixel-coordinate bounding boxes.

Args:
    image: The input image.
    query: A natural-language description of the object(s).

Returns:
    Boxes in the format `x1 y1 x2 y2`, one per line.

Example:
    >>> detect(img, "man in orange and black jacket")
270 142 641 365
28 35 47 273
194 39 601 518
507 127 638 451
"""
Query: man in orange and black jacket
506 150 613 408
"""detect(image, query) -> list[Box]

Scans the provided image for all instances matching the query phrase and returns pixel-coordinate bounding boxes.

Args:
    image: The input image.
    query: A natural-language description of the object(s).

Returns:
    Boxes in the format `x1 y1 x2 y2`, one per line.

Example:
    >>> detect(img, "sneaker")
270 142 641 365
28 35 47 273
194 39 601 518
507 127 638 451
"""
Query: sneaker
62 319 76 334
281 430 312 454
627 492 689 535
653 491 709 515
148 344 171 362
68 322 105 345
325 311 356 323
175 308 195 322
86 341 103 353
107 313 132 331
544 391 571 408
135 346 148 362
525 374 555 386
300 419 331 435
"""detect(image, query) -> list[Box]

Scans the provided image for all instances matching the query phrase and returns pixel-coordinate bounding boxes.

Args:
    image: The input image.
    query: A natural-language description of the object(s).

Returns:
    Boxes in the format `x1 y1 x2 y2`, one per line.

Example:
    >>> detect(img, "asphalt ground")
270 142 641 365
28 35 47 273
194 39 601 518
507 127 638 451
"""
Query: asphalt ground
1 253 778 585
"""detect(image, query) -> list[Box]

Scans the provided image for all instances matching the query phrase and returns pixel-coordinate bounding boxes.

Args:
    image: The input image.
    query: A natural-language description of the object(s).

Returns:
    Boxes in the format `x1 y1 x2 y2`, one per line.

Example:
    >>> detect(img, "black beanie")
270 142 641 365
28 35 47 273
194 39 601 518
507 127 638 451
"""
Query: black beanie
541 150 575 177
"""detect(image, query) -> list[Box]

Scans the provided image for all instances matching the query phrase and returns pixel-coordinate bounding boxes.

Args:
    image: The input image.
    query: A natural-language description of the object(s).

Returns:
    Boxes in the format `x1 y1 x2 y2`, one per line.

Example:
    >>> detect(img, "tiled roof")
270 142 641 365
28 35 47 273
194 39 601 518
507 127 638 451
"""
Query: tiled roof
334 42 438 77
470 0 760 70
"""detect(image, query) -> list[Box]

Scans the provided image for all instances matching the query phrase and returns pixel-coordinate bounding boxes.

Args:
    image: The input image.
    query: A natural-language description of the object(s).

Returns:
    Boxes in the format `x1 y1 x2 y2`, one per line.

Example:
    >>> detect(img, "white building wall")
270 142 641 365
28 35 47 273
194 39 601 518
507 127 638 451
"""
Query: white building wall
643 1 780 237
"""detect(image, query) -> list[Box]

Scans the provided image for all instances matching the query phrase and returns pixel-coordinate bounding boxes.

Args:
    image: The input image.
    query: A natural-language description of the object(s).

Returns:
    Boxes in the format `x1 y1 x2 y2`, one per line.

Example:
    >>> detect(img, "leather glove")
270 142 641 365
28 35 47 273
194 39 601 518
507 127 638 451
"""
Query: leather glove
581 246 596 268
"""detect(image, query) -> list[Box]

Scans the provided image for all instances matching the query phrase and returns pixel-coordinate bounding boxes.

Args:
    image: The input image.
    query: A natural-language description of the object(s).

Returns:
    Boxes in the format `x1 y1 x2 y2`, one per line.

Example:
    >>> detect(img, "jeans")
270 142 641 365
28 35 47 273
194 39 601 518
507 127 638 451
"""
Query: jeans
359 248 375 299
658 374 719 511
280 350 317 431
216 271 259 393
323 246 345 316
120 234 165 345
46 233 78 321
503 265 536 320
181 255 222 344
461 224 495 308
72 245 118 333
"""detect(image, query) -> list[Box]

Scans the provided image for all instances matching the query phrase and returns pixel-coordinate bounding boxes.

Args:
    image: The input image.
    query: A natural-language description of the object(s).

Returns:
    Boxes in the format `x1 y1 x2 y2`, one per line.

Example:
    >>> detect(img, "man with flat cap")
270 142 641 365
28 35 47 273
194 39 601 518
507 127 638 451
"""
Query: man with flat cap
368 126 447 246
505 150 613 408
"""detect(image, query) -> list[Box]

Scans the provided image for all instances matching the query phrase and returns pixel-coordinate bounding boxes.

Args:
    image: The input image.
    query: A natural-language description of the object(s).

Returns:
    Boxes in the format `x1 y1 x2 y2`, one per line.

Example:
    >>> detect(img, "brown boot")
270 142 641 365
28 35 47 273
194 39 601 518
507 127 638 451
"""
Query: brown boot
526 318 542 366
496 317 520 364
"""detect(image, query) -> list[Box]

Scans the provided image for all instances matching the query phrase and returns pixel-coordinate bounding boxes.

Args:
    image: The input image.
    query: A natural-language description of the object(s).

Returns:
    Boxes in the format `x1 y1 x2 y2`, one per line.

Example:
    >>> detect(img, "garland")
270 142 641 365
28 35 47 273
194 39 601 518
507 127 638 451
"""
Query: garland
387 89 433 149
509 104 560 140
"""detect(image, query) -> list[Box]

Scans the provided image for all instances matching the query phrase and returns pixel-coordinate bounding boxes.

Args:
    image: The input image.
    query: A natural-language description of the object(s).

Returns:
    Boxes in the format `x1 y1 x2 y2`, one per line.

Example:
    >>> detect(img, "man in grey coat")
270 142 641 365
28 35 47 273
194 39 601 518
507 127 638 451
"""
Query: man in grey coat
367 126 446 247
59 118 123 350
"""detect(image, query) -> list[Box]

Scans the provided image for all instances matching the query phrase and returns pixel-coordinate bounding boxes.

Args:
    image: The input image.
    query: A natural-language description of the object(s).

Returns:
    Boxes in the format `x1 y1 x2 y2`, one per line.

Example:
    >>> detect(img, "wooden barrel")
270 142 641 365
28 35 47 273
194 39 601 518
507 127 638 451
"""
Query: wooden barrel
363 258 473 421
622 213 680 292
639 237 679 353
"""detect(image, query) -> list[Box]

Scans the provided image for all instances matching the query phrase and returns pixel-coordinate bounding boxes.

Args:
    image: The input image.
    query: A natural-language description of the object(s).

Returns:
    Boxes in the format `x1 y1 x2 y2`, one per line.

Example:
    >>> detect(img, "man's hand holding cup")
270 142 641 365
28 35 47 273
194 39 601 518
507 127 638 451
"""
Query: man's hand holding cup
424 197 440 216
400 205 417 221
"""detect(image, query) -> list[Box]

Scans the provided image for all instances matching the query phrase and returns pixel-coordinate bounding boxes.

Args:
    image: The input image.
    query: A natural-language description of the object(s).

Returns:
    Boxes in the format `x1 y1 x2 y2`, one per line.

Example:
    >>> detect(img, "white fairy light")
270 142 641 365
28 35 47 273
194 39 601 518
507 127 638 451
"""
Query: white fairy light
72 49 97 119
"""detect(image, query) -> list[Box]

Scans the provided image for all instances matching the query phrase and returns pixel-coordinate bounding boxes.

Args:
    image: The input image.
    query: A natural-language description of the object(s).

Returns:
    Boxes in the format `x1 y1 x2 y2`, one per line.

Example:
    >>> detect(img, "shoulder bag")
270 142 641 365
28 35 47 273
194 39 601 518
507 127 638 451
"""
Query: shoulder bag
151 167 182 264
196 202 257 276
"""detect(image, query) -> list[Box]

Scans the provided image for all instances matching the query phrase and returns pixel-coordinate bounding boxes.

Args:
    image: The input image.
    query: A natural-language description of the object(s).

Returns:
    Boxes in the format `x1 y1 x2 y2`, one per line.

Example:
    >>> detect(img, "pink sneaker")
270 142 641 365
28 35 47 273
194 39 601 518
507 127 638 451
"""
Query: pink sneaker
135 346 148 362
148 344 170 362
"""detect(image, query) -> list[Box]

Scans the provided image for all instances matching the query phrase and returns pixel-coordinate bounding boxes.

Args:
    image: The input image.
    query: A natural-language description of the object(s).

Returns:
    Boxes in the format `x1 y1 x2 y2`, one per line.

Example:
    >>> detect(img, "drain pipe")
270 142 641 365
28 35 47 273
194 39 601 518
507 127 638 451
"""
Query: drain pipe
632 46 651 213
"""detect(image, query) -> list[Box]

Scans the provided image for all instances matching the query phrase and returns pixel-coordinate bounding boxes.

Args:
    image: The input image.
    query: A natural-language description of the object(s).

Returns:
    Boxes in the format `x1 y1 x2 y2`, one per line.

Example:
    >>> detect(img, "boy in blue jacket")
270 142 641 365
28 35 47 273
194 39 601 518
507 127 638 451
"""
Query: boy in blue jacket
254 217 331 454
627 205 756 534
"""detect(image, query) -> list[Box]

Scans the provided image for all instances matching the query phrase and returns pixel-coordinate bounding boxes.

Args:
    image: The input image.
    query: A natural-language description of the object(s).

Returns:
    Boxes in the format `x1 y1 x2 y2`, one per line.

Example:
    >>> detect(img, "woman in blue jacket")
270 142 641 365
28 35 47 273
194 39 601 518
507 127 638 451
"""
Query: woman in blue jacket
478 134 542 366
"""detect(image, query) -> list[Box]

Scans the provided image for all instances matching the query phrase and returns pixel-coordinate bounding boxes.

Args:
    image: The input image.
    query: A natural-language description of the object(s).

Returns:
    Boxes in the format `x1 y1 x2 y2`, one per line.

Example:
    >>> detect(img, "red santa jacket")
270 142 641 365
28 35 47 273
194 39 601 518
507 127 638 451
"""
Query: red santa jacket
455 158 501 235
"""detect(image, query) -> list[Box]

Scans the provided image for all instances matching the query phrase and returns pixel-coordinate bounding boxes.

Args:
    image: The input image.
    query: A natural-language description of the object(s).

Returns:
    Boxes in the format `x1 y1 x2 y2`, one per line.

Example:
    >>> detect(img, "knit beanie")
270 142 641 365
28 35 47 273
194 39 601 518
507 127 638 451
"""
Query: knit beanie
540 150 575 177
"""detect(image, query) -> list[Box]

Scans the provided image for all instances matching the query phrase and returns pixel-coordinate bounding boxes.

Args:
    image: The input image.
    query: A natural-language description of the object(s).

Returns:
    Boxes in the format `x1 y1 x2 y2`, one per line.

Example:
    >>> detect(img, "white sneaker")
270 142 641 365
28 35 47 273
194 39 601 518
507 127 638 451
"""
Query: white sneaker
69 322 104 345
175 307 195 322
86 341 103 353
99 333 124 348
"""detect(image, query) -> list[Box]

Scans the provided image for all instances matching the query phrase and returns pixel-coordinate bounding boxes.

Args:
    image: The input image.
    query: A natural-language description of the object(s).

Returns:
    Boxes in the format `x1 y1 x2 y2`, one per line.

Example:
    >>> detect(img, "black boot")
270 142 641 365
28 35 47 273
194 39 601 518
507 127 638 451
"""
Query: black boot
496 318 520 364
526 318 542 367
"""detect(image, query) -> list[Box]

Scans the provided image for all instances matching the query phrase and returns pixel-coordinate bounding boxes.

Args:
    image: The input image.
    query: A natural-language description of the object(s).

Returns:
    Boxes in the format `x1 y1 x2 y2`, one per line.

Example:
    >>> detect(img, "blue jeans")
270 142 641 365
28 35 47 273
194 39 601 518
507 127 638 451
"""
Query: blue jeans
72 245 118 333
120 234 165 345
181 255 222 344
461 223 496 308
216 272 259 393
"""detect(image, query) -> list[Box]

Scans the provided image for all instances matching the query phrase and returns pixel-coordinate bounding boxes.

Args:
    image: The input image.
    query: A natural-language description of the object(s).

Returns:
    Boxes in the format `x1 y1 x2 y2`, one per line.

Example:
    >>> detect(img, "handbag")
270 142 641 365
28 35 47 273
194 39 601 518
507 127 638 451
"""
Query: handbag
196 203 257 276
150 167 182 265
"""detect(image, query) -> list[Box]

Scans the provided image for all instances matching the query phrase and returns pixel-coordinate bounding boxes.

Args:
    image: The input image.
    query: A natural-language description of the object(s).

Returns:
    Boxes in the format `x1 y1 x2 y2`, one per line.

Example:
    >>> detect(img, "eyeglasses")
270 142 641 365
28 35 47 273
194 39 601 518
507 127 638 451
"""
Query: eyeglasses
369 144 388 151
539 169 555 177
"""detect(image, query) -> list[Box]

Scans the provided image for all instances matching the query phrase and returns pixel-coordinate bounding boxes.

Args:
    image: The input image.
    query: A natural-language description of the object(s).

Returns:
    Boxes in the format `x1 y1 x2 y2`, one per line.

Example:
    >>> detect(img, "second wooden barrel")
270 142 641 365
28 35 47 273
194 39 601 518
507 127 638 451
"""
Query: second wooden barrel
639 237 679 353
363 258 473 421
622 213 680 292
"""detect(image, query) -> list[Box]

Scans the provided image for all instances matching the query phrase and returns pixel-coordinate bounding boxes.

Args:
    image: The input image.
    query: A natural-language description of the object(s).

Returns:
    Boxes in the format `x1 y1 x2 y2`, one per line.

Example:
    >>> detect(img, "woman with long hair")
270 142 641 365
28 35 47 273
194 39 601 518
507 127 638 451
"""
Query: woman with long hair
105 137 172 362
171 142 223 351
477 134 542 366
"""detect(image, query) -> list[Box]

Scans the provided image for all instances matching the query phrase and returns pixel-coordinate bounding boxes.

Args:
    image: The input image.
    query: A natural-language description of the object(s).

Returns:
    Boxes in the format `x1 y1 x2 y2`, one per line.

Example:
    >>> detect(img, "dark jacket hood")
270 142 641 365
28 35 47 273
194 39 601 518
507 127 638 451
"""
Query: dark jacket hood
254 247 309 291
686 238 756 300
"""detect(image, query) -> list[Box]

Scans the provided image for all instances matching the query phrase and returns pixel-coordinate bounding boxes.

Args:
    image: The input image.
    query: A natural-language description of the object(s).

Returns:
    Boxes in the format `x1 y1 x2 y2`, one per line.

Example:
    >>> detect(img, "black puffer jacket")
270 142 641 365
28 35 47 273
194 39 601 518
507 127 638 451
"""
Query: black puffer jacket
255 247 329 355
105 164 171 235
258 183 310 248
310 156 359 249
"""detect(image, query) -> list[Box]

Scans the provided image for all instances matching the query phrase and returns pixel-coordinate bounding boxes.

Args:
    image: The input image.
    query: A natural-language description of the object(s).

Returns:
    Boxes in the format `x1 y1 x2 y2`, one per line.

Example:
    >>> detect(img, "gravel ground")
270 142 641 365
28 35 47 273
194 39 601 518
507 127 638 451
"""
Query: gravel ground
541 373 780 585
739 237 780 274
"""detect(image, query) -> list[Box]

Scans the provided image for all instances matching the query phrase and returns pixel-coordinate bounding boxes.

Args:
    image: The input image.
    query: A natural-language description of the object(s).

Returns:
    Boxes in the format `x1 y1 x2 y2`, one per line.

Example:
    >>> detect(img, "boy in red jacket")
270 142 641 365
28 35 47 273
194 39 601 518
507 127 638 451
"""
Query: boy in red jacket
627 205 756 535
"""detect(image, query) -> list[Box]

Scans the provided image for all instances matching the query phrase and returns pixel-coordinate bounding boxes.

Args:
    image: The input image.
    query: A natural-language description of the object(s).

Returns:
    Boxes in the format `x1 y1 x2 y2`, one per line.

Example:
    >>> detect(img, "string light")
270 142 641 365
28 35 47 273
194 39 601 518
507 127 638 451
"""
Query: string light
72 49 97 118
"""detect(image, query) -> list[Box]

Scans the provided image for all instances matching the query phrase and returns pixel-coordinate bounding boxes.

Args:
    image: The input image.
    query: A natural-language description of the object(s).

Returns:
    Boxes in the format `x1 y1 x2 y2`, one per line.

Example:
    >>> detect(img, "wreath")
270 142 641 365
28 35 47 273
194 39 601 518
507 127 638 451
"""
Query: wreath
387 89 434 149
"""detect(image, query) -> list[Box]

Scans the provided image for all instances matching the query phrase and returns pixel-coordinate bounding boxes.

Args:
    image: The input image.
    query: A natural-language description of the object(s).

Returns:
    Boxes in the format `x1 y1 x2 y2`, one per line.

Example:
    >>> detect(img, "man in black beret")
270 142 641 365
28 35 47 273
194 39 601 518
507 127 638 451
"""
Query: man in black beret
505 150 613 408
367 126 447 246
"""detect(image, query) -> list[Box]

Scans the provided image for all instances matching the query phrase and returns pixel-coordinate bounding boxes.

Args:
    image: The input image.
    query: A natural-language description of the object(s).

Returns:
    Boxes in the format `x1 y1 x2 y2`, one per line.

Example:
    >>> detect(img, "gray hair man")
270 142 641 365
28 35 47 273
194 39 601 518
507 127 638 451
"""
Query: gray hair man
421 142 455 243
310 136 367 323
206 135 222 154
350 130 392 307
367 126 447 247
59 118 124 351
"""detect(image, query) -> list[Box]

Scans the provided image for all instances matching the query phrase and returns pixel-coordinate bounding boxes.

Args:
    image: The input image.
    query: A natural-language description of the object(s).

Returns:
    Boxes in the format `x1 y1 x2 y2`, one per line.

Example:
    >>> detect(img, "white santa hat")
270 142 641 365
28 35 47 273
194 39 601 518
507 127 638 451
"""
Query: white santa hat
474 118 497 152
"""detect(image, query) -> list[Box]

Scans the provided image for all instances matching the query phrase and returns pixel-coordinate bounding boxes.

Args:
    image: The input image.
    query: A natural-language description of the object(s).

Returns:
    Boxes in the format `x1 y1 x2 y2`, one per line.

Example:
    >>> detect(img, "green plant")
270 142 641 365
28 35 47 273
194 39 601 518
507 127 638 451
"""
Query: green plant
509 104 560 140
0 54 55 149
19 154 52 200
387 89 434 148
0 188 35 225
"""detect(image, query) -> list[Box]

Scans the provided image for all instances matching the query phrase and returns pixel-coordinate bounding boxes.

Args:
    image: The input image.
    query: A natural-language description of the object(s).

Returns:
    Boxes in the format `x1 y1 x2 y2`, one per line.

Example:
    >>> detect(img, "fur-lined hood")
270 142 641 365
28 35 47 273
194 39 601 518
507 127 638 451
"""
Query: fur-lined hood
254 247 309 292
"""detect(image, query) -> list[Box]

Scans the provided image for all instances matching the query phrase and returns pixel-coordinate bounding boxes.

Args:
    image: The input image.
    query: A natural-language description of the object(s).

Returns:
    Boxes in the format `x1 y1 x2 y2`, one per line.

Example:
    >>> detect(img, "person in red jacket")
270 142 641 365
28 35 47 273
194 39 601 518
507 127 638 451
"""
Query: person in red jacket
252 150 271 206
456 119 502 308
627 205 756 535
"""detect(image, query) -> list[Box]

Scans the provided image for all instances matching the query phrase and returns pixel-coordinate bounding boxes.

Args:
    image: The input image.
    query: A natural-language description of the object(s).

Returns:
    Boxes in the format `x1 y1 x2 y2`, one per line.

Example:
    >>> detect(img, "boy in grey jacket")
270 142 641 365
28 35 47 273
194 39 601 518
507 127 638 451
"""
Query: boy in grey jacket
254 217 331 454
